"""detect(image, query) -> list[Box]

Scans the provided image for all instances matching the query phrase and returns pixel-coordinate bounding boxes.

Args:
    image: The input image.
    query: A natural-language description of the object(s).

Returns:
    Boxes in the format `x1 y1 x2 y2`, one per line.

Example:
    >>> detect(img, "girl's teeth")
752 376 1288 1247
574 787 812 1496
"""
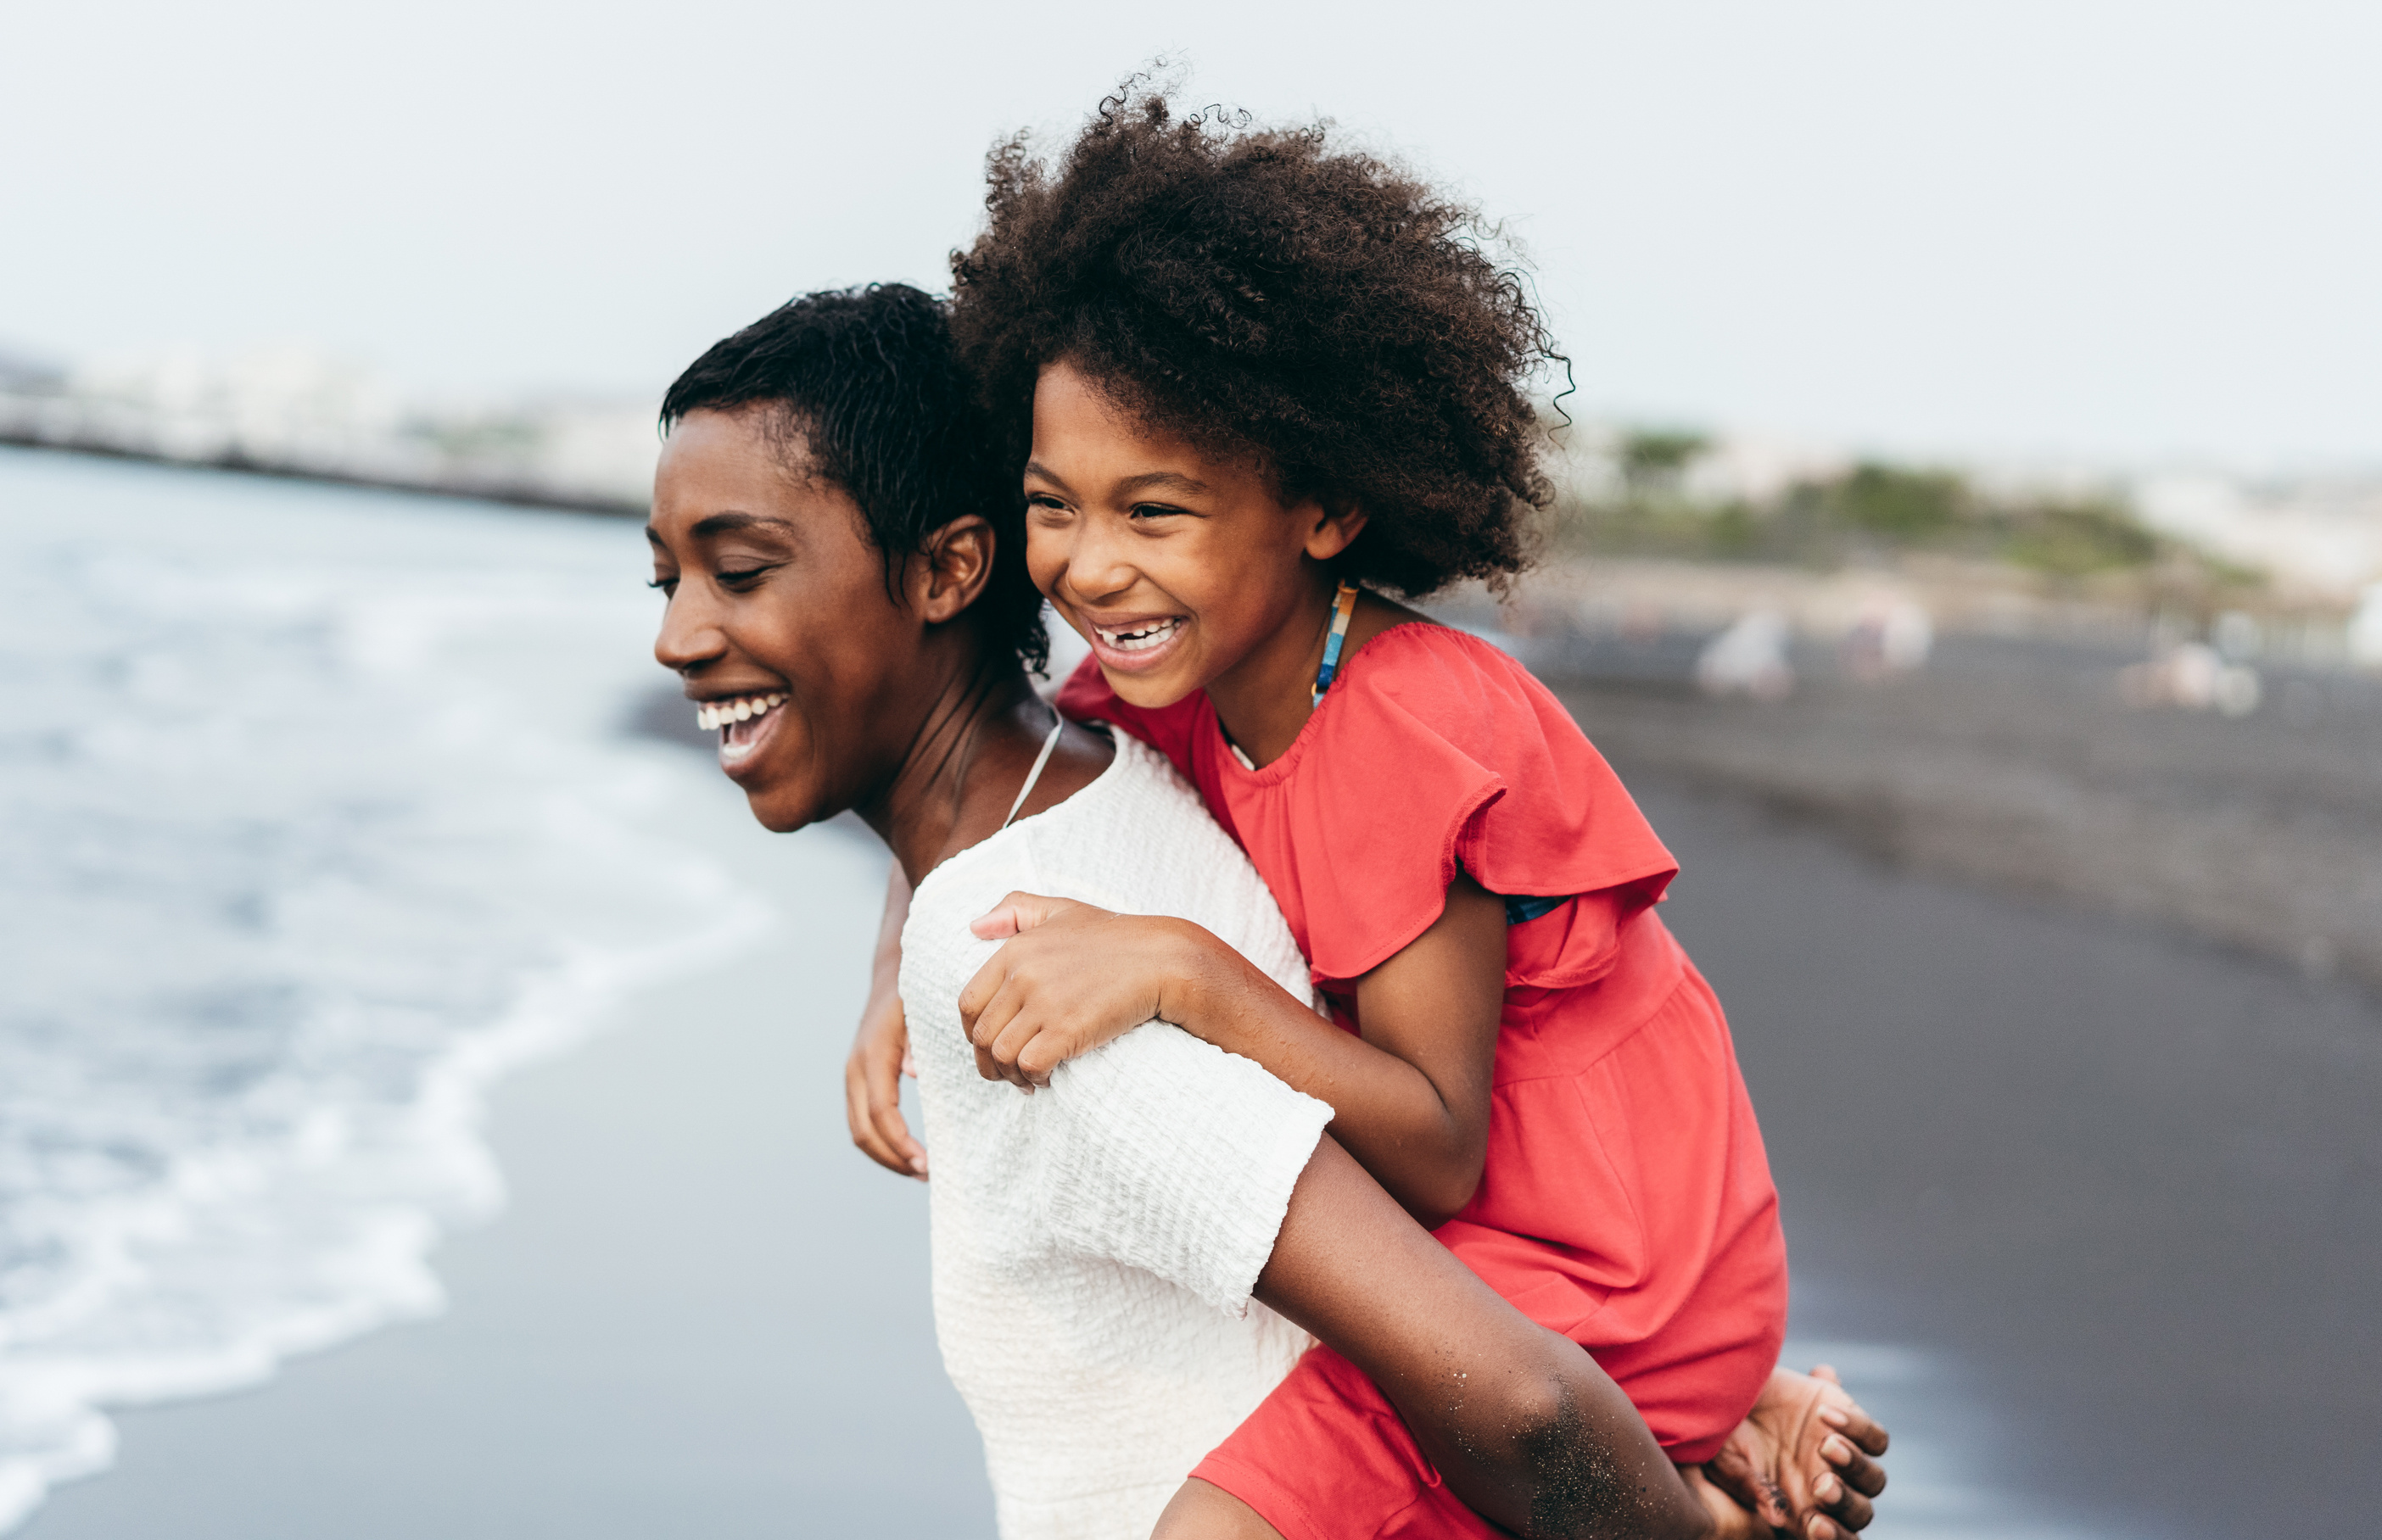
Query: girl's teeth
1103 620 1179 653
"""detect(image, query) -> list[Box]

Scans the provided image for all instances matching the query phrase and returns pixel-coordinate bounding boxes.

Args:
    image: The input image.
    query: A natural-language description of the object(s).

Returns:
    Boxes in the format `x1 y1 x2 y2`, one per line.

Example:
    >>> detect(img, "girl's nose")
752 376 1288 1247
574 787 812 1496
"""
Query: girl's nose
1059 516 1143 607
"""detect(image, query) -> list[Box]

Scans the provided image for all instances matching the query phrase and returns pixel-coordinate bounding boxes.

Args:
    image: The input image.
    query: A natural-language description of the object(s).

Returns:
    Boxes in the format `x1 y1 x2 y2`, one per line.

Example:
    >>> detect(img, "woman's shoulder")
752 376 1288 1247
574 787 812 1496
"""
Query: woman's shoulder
1054 655 1208 767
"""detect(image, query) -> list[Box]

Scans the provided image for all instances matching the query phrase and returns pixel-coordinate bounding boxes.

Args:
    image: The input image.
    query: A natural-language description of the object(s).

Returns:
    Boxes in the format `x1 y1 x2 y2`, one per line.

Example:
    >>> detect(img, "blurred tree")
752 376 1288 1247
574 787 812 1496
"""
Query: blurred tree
1999 498 2160 576
1828 463 1969 537
1618 429 1708 497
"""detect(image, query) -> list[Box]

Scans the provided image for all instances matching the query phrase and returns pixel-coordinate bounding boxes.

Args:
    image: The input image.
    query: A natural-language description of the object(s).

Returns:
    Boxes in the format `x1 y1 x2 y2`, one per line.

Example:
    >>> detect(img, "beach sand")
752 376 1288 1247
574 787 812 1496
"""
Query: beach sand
1641 778 2379 1540
20 763 996 1539
21 679 2379 1539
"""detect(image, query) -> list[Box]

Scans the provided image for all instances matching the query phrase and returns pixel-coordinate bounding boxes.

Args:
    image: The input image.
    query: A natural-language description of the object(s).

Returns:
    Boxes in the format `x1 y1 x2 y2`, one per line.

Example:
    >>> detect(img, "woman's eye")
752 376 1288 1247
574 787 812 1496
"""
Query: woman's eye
647 576 679 595
716 566 771 586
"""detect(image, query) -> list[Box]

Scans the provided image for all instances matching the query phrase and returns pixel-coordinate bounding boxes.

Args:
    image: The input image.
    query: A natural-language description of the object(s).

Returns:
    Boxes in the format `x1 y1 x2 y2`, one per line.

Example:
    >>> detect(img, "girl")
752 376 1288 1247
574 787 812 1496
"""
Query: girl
936 88 1882 1540
655 285 1873 1539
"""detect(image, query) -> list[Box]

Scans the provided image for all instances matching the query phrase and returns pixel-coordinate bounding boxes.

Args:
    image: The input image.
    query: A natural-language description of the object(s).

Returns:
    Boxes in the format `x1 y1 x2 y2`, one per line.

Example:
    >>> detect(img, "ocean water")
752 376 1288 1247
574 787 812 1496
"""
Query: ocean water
0 448 769 1531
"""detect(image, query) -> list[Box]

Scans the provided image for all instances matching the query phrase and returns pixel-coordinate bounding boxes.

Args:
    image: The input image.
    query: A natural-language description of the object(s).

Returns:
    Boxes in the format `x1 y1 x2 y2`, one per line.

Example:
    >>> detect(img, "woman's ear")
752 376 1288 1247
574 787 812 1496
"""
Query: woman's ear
1302 498 1369 562
914 514 998 624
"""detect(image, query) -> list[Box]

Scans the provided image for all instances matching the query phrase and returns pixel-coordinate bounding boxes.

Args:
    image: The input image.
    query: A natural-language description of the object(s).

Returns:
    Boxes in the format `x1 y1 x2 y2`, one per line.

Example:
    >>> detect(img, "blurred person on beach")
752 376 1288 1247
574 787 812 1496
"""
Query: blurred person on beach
647 284 1882 1538
915 81 1883 1540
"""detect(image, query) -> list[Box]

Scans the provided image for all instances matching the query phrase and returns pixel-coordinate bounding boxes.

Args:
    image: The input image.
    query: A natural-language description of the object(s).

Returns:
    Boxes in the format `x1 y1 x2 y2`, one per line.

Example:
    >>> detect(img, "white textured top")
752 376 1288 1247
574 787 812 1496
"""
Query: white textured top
902 734 1334 1540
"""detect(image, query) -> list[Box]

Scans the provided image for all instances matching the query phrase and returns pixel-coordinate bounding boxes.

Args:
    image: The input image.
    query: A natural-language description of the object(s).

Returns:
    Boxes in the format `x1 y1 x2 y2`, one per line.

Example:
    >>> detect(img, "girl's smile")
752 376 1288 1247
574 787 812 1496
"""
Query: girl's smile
1023 361 1417 767
1023 361 1370 762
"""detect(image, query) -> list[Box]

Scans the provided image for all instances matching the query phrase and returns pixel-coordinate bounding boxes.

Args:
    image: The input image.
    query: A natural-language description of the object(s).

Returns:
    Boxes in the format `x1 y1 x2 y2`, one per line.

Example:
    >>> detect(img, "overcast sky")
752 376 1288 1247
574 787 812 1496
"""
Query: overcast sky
6 0 2375 468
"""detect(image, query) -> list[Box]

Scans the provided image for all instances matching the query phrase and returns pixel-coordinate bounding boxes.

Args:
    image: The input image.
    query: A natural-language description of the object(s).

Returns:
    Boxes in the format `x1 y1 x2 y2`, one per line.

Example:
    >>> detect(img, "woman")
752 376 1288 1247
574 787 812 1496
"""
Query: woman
651 284 1884 1539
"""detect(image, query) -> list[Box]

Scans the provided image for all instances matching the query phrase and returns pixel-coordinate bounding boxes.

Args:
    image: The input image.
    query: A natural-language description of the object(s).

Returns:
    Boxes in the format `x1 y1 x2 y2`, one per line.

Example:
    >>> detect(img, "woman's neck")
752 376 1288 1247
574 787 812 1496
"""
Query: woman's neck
858 646 1053 886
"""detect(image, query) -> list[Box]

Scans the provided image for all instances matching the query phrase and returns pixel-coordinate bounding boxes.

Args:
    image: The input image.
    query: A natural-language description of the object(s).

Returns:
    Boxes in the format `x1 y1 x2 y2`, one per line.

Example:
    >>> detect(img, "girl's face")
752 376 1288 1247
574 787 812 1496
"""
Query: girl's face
648 406 937 832
1023 361 1363 710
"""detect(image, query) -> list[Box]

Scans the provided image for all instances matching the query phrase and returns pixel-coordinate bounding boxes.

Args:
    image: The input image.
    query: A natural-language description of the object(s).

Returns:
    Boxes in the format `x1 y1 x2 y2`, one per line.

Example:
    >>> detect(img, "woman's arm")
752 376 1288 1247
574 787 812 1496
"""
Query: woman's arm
845 861 927 1177
959 881 1506 1225
1236 1135 1711 1540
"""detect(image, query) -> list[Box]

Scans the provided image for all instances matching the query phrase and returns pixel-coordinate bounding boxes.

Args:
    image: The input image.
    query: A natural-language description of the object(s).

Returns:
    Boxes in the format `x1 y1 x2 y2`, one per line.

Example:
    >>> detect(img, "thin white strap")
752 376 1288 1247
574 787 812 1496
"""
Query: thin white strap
1001 717 1067 829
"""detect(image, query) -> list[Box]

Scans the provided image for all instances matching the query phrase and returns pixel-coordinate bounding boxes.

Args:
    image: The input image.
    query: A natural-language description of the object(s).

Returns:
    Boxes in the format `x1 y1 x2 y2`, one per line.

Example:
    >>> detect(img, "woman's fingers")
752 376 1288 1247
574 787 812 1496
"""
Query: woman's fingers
1809 1464 1876 1532
1818 1401 1890 1458
1820 1434 1887 1499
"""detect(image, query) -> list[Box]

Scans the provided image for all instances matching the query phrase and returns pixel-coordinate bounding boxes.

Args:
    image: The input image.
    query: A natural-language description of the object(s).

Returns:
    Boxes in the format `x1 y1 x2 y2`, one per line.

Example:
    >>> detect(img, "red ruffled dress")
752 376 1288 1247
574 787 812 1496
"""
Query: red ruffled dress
1056 622 1787 1539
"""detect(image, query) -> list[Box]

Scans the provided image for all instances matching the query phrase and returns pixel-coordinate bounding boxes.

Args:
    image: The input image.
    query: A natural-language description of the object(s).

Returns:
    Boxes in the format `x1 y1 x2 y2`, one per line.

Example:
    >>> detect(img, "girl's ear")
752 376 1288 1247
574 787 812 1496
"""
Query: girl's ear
915 514 998 624
1301 497 1369 562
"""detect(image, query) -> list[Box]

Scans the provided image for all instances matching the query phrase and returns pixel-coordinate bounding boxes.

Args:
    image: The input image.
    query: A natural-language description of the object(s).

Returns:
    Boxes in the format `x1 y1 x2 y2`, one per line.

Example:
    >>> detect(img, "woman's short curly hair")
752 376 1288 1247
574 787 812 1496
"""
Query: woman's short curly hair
948 80 1560 598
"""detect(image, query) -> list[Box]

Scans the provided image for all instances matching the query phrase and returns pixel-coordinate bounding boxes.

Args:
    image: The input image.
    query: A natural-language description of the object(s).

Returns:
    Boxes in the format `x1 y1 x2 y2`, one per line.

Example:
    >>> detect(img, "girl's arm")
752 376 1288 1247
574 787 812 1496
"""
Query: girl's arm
846 862 928 1178
961 879 1505 1225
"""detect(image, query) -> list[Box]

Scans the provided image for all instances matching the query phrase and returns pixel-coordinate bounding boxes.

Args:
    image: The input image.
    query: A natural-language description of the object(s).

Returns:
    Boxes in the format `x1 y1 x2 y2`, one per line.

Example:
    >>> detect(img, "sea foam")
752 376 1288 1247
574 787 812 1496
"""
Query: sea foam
0 448 769 1531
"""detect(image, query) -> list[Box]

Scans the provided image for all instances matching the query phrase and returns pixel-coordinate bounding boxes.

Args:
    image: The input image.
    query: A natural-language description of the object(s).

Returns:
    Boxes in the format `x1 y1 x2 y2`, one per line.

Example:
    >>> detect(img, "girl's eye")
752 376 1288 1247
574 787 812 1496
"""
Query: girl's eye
716 566 773 587
1127 504 1184 522
647 576 679 595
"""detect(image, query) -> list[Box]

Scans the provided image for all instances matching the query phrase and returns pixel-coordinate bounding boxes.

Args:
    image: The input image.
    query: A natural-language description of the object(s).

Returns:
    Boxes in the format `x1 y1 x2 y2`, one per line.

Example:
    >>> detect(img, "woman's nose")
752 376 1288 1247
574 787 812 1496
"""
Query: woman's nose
653 584 728 674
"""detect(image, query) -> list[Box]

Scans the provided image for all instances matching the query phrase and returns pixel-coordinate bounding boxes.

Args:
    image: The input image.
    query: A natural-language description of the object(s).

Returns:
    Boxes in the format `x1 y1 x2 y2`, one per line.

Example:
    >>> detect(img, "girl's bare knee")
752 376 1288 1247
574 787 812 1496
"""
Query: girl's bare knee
1149 1478 1286 1540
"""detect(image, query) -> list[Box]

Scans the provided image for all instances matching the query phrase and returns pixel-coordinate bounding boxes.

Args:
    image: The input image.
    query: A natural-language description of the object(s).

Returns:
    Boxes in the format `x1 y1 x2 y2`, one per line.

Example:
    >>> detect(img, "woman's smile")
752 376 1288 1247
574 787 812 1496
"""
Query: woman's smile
698 690 790 769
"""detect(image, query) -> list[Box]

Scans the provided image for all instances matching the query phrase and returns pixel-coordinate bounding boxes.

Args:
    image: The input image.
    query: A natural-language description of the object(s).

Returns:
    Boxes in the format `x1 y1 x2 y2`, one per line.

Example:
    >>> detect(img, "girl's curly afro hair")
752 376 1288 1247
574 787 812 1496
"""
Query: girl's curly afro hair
948 80 1561 599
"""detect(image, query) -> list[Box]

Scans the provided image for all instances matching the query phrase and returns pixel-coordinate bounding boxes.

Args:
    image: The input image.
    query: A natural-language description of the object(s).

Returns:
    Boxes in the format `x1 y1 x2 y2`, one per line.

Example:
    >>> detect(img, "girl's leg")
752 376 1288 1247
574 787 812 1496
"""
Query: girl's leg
1151 1479 1287 1540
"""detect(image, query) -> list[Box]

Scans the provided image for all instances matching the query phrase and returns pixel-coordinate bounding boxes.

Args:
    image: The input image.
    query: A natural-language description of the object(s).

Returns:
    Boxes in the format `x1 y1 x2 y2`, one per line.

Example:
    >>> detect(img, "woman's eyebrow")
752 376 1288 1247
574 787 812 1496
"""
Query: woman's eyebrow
688 511 798 538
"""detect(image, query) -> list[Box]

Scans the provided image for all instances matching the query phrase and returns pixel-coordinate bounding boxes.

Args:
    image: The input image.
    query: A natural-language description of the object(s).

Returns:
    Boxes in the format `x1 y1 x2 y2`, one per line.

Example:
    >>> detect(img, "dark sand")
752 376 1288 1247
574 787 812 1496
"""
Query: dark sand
24 661 2380 1538
1632 753 2381 1540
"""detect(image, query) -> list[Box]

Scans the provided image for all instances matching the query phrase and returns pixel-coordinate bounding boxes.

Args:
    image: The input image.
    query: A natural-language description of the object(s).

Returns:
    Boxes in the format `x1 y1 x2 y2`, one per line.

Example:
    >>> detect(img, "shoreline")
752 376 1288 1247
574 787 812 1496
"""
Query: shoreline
19 760 996 1539
0 421 647 519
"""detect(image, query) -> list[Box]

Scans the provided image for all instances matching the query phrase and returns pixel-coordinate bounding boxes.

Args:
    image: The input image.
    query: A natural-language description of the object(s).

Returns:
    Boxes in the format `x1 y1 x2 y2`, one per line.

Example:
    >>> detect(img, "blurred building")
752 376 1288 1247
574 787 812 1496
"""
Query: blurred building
0 346 657 513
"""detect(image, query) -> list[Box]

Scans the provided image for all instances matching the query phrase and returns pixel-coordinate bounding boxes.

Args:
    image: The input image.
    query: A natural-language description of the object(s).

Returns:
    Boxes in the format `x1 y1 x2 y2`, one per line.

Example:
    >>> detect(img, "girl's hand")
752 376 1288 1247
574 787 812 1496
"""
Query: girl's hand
846 987 926 1178
958 892 1219 1089
846 860 925 1178
1706 1364 1889 1537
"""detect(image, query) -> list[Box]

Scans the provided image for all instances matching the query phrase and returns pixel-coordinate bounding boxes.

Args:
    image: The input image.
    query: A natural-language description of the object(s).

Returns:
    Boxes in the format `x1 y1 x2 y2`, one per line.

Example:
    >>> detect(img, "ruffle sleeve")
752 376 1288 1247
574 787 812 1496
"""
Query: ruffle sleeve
1283 625 1679 986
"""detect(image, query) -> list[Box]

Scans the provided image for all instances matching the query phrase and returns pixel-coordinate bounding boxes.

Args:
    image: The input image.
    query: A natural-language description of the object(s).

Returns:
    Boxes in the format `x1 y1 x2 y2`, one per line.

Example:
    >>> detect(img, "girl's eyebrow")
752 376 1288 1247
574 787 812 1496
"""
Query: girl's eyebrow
1115 470 1210 495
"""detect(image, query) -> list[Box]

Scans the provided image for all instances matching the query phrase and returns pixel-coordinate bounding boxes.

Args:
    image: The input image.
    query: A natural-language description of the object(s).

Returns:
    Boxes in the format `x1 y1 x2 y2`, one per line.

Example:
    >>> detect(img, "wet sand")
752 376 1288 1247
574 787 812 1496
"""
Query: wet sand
20 773 997 1538
23 667 2379 1538
1635 764 2380 1540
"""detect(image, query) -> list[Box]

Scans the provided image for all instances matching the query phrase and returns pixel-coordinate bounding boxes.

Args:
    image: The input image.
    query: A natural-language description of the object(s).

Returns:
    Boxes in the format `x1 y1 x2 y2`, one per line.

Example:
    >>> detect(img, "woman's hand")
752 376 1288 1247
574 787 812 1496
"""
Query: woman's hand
1705 1364 1889 1537
958 892 1223 1089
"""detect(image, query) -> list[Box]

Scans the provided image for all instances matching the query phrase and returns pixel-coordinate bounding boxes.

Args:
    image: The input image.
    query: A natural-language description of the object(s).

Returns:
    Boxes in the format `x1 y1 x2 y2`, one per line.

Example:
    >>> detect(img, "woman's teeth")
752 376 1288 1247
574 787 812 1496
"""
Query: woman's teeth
696 693 785 732
1096 618 1183 654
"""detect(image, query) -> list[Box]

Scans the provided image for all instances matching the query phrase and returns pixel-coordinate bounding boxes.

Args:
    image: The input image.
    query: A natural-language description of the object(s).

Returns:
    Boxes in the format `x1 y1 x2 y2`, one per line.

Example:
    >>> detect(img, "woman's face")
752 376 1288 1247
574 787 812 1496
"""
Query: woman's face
1022 360 1362 710
648 406 921 832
